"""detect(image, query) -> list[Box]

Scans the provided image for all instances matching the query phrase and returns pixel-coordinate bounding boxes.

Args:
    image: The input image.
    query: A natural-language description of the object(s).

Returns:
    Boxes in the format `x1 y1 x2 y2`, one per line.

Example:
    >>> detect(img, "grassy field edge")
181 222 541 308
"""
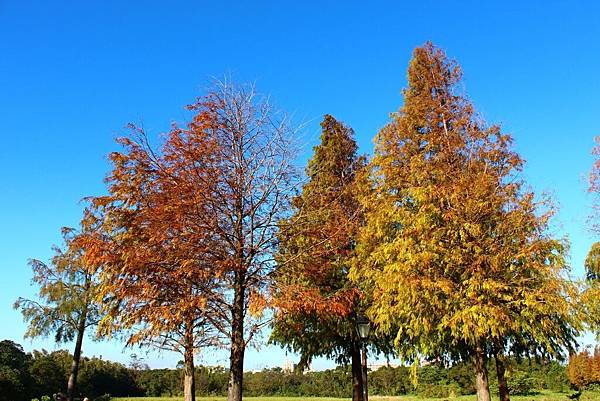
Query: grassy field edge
113 389 600 401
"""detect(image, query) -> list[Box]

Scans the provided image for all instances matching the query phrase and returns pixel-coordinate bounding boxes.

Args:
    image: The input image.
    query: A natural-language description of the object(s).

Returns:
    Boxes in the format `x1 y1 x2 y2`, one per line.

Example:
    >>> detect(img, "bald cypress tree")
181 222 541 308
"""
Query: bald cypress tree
582 243 600 337
585 140 600 337
351 43 579 401
15 227 102 401
272 115 392 401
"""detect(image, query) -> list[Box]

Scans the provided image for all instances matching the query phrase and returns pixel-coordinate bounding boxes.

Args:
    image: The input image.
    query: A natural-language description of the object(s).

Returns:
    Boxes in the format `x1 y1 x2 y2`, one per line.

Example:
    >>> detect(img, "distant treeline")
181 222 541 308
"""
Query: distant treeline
0 340 139 401
1 339 581 400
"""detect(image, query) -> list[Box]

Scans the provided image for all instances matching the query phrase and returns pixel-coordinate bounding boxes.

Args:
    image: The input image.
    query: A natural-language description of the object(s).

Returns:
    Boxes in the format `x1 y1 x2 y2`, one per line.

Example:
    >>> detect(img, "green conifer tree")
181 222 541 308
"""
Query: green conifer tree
272 115 392 401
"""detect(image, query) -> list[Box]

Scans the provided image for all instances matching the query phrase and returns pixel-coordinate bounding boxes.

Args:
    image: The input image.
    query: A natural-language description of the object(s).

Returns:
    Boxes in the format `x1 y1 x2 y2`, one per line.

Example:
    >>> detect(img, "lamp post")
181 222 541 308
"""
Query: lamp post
356 315 370 401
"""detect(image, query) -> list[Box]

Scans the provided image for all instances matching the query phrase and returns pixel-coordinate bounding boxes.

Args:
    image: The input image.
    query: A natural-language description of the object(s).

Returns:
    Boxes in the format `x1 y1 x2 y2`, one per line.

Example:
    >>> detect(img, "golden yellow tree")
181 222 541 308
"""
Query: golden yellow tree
582 243 600 337
351 43 579 401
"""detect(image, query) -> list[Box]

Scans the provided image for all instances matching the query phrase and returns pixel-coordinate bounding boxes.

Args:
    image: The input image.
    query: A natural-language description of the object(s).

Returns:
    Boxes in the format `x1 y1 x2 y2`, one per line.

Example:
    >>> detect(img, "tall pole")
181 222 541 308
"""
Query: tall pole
361 342 368 401
356 314 370 401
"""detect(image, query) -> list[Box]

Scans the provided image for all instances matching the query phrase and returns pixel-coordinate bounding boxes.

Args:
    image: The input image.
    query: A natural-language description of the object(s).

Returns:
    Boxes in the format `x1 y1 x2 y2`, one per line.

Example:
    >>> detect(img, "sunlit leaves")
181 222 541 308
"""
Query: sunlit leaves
567 347 600 389
271 115 387 367
351 43 579 367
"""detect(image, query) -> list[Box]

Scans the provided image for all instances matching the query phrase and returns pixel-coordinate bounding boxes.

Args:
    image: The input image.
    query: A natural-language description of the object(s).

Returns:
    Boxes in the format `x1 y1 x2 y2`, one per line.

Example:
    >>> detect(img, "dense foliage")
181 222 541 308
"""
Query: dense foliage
13 42 595 401
271 114 393 400
350 42 580 401
0 340 141 401
582 243 600 338
568 347 600 390
78 82 298 401
0 340 576 400
272 115 366 366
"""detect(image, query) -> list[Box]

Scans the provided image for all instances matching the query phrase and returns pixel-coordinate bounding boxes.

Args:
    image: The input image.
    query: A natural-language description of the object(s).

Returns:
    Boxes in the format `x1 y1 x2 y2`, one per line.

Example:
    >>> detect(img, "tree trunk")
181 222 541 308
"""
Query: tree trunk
473 344 491 401
184 321 196 401
351 340 364 401
227 272 245 401
67 306 87 401
493 345 510 401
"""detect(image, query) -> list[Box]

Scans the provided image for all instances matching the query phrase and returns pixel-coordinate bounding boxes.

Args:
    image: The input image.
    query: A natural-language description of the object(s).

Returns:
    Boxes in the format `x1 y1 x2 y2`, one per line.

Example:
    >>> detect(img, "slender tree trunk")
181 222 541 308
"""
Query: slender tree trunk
493 343 510 401
227 272 245 401
473 343 491 401
351 340 364 401
67 306 87 401
184 320 196 401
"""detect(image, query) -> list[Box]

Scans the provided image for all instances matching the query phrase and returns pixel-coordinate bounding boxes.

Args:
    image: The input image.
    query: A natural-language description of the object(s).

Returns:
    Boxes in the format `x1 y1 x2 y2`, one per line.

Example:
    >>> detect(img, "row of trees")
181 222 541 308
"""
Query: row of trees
0 340 139 401
1 339 581 401
14 43 600 401
272 43 593 401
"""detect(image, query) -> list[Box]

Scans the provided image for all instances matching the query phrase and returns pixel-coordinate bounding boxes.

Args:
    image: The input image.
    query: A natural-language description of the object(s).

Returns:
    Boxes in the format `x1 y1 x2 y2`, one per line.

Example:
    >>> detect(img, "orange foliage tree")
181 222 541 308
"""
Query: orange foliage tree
567 347 600 389
80 112 224 401
82 81 298 401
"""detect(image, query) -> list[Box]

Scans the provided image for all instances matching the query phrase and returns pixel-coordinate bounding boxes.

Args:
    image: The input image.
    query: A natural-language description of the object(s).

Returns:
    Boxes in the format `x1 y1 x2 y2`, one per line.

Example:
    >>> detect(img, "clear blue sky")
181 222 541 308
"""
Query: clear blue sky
1 0 599 370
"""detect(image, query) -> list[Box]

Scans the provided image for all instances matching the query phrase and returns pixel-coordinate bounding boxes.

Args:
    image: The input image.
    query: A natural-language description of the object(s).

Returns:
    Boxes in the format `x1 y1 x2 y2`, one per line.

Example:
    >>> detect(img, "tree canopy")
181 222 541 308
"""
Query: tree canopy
15 226 103 401
11 43 594 401
80 81 299 401
271 115 395 400
350 43 580 401
272 114 365 363
15 227 101 344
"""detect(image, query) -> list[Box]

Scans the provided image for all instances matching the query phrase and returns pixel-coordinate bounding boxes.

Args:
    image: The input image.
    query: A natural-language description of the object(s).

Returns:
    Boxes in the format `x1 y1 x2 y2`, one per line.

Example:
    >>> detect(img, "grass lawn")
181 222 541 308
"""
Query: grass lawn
113 390 600 401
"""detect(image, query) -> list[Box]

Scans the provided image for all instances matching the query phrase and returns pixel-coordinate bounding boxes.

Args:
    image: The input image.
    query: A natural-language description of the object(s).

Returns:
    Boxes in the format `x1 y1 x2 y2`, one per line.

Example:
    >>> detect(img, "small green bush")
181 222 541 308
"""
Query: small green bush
509 371 537 395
